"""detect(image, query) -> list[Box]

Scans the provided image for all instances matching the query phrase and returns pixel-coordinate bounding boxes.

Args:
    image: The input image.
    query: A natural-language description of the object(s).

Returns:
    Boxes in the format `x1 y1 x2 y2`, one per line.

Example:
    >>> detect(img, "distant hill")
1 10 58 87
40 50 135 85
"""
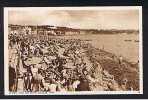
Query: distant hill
80 29 139 35
8 24 139 35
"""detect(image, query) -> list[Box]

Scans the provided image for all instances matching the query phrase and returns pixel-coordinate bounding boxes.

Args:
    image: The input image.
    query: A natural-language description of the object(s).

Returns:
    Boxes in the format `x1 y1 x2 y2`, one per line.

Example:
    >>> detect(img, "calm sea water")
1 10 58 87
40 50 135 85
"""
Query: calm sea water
59 34 139 63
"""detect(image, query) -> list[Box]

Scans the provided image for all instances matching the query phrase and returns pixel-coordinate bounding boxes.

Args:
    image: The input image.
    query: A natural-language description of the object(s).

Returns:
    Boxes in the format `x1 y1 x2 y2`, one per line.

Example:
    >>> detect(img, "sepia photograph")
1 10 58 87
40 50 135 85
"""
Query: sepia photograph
4 7 142 95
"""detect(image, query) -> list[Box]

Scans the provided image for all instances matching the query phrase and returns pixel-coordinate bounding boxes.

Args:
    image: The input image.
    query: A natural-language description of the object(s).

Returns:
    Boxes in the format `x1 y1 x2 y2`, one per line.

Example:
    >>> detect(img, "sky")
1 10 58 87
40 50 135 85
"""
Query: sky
8 9 139 30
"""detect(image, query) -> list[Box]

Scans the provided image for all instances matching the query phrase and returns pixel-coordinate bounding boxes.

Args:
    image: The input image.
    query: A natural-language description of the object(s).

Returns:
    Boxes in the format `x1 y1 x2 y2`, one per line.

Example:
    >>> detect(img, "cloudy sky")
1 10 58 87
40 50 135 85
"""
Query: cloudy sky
8 9 139 30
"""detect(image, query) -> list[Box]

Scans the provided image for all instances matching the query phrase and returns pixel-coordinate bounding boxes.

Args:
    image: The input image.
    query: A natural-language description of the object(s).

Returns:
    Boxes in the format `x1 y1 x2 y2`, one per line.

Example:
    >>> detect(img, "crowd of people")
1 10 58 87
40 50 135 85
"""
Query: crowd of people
9 33 129 93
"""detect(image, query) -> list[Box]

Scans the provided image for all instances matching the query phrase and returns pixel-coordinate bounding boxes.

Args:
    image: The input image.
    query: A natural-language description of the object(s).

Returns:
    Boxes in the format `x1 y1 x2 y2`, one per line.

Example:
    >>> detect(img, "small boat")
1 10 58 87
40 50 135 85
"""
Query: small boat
134 40 139 42
124 39 132 42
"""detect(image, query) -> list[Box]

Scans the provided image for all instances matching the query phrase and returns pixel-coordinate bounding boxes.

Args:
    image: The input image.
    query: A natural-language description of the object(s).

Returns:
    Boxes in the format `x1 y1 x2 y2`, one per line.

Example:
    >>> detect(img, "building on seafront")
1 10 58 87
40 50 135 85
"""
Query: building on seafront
8 24 80 36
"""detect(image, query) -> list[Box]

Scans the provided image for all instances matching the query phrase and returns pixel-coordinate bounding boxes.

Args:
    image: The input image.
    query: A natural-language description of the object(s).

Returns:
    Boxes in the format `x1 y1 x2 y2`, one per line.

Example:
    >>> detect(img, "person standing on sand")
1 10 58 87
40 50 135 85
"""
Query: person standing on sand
119 55 123 65
23 72 33 91
32 68 45 92
9 63 16 92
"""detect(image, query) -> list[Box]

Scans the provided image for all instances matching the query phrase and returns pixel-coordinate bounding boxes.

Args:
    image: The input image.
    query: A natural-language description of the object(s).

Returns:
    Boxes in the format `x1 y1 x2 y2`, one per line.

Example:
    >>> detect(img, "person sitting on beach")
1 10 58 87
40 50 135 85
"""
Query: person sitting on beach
75 76 90 91
55 77 67 92
121 77 128 91
72 79 80 91
48 79 57 92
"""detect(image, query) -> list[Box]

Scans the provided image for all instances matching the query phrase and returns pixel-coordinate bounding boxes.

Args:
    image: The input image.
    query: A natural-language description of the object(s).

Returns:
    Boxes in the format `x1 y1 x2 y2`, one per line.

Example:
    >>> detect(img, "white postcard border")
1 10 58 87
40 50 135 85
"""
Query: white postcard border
4 6 143 95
